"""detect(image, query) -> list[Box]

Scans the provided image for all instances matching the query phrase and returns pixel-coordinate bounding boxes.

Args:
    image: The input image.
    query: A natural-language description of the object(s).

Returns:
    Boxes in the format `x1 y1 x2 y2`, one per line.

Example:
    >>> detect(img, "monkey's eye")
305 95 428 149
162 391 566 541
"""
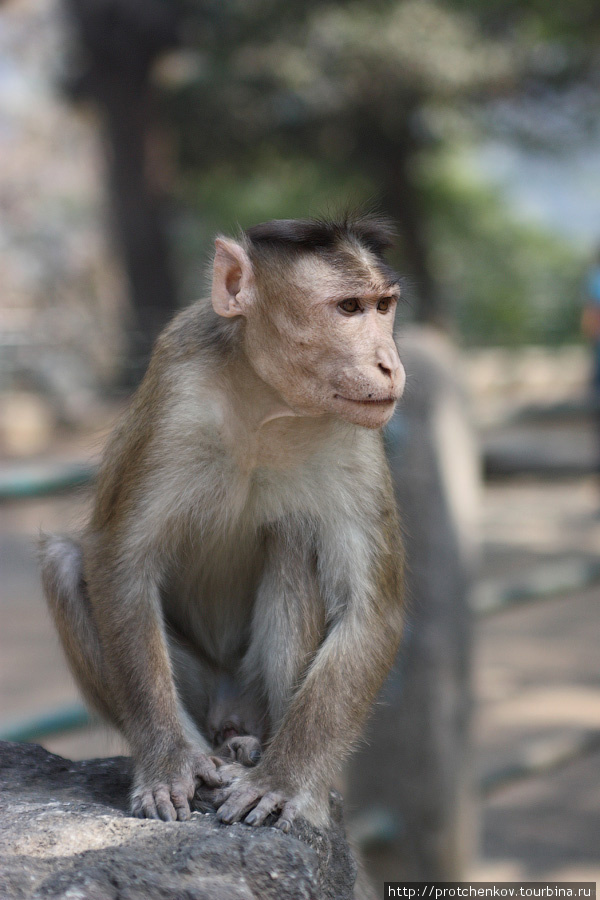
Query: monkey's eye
377 297 394 313
338 298 361 315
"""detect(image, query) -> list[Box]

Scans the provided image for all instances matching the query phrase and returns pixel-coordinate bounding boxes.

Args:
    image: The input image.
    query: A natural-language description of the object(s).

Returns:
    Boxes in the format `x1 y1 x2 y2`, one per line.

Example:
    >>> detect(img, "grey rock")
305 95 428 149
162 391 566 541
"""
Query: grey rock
0 741 356 900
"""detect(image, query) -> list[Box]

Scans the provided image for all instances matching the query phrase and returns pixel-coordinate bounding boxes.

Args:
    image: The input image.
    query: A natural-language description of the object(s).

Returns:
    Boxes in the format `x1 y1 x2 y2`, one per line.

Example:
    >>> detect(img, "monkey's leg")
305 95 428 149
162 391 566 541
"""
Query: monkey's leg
211 531 325 829
41 536 209 746
43 535 224 821
239 534 323 734
214 521 403 833
40 534 118 726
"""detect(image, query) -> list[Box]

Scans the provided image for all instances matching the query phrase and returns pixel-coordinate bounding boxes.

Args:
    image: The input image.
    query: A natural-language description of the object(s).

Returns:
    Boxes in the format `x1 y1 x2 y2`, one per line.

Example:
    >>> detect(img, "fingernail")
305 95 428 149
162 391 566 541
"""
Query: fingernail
245 812 257 824
250 750 261 764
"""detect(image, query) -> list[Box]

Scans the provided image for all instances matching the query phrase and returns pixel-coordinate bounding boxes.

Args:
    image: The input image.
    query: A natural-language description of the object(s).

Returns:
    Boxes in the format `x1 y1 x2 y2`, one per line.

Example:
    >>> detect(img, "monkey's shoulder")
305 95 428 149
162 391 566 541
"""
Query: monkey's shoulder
155 299 239 366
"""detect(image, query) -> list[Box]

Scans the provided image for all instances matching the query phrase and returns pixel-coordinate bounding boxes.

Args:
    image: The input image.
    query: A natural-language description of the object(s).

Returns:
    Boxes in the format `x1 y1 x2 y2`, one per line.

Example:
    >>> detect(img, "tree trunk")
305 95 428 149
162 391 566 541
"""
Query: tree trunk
100 75 179 381
64 0 180 382
353 112 442 326
383 152 442 327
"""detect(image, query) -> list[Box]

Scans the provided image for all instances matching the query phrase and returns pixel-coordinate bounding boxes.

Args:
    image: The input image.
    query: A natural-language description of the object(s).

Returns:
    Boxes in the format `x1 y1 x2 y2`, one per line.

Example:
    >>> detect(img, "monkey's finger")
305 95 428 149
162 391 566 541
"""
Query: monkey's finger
214 743 235 762
194 782 232 809
244 792 284 827
138 792 160 820
215 735 262 767
171 789 192 822
210 787 233 806
231 736 262 767
216 785 262 824
194 755 224 788
214 761 245 785
274 800 300 834
154 786 177 822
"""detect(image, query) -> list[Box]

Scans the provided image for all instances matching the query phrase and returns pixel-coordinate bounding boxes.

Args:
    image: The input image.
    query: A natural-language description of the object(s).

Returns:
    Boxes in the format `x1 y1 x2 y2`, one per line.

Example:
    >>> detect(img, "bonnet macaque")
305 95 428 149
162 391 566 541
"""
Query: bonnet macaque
41 216 405 832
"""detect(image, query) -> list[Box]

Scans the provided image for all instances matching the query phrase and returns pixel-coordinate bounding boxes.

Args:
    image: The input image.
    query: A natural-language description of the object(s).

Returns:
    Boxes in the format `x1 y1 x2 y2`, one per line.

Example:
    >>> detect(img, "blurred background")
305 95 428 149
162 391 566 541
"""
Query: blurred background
0 0 599 889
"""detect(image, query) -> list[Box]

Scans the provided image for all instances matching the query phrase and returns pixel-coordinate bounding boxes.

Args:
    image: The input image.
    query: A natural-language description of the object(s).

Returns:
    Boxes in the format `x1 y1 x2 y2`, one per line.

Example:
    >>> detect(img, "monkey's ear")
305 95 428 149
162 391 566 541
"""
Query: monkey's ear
211 238 254 318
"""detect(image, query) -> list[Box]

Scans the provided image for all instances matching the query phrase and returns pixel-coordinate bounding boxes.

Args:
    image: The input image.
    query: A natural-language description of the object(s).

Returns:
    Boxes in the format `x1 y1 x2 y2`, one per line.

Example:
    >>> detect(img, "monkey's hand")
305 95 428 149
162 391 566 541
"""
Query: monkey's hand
131 745 223 822
208 769 303 833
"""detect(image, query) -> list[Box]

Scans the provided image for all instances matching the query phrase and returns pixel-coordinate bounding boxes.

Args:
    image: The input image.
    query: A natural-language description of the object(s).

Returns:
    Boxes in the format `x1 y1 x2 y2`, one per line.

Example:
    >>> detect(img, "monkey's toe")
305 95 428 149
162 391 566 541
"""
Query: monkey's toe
216 780 301 831
132 783 192 822
216 734 262 767
244 791 285 826
244 794 299 831
273 800 300 833
130 753 218 822
216 782 263 824
192 752 224 787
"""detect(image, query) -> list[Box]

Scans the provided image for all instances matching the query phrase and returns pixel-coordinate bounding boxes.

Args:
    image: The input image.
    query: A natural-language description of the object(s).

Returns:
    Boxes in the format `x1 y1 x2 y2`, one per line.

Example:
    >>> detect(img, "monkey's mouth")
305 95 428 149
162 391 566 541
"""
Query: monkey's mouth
334 394 396 406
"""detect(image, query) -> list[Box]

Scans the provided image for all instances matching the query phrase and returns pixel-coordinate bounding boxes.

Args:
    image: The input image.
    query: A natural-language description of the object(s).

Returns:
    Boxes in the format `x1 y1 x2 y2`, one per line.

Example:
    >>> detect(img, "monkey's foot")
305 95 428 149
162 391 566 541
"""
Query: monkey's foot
213 775 301 834
131 749 223 823
215 735 262 767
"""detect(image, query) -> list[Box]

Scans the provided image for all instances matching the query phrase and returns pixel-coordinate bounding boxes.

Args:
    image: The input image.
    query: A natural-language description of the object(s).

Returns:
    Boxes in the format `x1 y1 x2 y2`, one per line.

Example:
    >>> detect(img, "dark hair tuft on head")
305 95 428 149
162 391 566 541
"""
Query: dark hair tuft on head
245 214 396 258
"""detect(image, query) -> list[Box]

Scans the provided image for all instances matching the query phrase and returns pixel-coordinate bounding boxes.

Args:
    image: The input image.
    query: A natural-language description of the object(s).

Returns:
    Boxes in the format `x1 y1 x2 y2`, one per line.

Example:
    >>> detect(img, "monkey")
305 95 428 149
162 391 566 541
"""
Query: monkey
40 215 406 833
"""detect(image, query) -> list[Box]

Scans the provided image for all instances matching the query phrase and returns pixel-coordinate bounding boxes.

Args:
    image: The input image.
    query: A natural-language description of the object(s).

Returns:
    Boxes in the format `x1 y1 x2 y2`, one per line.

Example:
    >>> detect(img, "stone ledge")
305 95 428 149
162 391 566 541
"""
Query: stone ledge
0 741 356 900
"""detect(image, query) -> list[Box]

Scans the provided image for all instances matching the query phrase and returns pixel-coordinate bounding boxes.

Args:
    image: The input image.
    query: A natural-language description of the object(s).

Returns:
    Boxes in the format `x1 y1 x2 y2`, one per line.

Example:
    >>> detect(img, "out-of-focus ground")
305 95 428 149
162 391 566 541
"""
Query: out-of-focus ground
1 350 599 882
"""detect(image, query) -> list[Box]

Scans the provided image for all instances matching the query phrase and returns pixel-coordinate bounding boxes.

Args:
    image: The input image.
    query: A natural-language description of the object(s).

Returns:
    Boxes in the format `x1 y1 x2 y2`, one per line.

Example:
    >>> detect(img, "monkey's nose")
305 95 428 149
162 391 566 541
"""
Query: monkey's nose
375 354 406 398
376 349 401 382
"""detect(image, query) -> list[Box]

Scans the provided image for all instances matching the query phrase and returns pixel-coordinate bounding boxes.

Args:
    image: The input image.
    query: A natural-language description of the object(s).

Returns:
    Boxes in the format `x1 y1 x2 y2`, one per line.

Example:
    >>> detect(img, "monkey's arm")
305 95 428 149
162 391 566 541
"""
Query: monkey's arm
83 548 223 820
215 515 404 831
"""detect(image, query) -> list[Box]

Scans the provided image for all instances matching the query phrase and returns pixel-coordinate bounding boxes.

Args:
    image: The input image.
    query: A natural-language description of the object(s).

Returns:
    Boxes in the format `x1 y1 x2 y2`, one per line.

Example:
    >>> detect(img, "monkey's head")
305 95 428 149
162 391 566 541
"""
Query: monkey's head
211 216 405 430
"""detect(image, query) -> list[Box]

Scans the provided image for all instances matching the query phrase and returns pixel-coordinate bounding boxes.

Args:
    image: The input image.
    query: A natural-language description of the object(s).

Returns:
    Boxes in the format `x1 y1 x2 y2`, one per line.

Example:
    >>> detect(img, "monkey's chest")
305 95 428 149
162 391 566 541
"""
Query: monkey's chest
164 523 265 663
160 456 332 661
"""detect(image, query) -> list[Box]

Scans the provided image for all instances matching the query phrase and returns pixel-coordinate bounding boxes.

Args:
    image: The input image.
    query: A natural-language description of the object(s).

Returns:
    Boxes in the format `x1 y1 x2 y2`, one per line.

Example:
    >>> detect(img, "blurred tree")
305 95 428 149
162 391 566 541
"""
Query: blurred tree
64 0 181 380
158 0 599 324
422 150 586 346
62 0 600 365
160 0 517 325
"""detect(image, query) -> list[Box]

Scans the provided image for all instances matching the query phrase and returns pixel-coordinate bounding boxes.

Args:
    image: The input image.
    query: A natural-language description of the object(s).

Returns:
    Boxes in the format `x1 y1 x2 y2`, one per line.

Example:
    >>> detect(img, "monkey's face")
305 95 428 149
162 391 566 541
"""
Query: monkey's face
245 254 406 430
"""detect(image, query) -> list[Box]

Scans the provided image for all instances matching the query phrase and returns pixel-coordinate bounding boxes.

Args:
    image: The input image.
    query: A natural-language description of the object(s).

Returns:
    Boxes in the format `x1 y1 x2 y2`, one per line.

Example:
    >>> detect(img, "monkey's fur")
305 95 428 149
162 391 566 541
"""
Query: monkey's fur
41 216 405 832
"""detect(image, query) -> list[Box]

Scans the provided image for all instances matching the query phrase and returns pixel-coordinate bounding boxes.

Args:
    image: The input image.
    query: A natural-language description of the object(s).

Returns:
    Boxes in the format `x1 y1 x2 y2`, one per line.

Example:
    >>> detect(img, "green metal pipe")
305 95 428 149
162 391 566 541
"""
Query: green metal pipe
0 462 96 502
0 703 92 742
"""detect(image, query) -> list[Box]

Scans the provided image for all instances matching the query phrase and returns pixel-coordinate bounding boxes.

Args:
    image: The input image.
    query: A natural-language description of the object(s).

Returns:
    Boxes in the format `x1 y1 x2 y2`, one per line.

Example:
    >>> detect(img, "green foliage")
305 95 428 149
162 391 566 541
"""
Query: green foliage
156 0 597 345
174 143 585 347
421 151 585 346
172 156 373 304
